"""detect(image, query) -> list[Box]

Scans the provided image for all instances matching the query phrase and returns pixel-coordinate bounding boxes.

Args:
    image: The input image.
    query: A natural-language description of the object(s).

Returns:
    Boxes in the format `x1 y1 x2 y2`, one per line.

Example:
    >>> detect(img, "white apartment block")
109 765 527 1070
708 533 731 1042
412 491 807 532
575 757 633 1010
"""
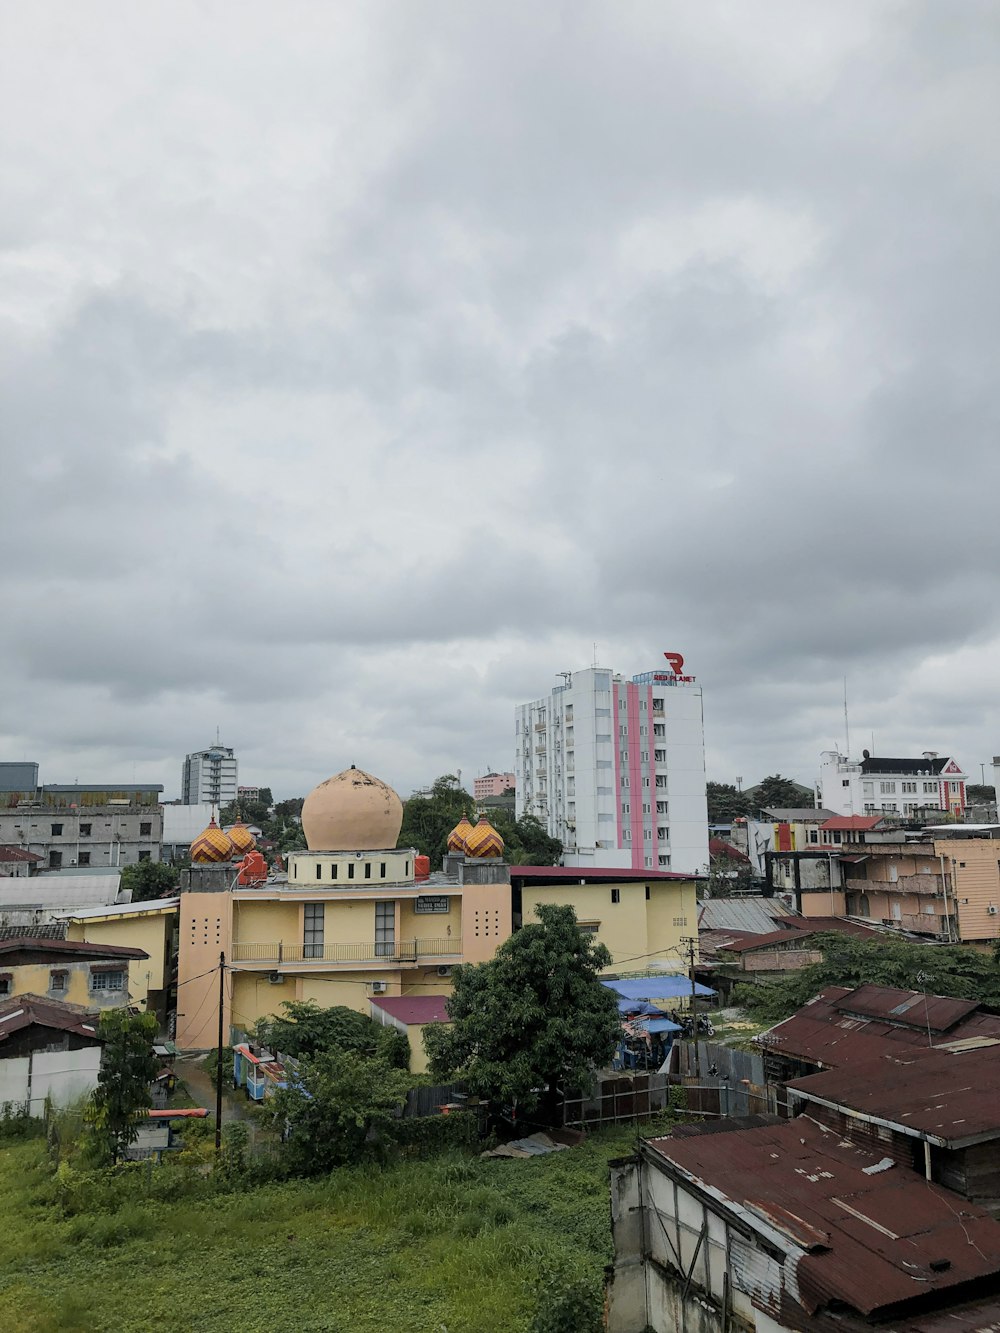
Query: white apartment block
514 666 708 876
182 745 238 807
818 749 967 818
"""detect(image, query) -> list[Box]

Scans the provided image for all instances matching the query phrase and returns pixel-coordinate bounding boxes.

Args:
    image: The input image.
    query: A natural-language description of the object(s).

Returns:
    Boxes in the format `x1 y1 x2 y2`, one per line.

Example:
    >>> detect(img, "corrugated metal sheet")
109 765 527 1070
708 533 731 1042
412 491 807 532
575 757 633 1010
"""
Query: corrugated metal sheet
643 1117 1000 1320
697 897 798 934
841 984 980 1032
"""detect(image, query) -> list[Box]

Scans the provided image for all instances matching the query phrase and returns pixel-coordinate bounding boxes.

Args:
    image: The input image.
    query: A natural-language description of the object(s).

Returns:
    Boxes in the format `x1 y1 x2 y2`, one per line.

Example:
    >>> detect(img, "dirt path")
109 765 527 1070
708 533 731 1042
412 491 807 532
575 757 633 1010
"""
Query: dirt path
175 1056 251 1122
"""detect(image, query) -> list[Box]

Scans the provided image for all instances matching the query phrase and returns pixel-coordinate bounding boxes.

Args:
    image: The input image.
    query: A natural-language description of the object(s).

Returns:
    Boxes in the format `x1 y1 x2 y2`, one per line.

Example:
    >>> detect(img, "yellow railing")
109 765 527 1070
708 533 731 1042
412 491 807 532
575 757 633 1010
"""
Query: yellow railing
231 939 461 965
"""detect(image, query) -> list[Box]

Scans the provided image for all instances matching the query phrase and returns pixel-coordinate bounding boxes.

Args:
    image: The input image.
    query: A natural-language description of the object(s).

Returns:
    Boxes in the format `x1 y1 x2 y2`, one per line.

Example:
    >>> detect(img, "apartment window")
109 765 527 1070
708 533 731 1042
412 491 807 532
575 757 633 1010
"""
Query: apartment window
0 976 10 997
140 821 152 836
78 852 91 866
49 971 67 993
330 862 338 880
622 803 630 814
808 830 818 844
303 904 324 958
644 829 652 841
864 804 877 814
619 725 628 736
901 782 917 794
654 750 666 763
578 923 599 937
642 777 650 788
596 707 610 717
880 781 896 794
364 862 372 879
137 851 151 862
658 856 670 867
642 803 650 814
881 803 898 812
924 782 937 794
611 889 621 904
950 782 960 794
645 886 651 900
348 862 355 879
862 782 874 797
655 776 667 788
652 697 663 711
656 801 668 814
640 751 648 763
658 827 669 841
49 851 62 869
90 971 125 992
316 863 323 880
620 774 629 785
645 856 653 868
621 751 628 762
51 823 63 836
380 862 386 878
79 823 91 837
842 780 850 788
622 830 631 841
375 901 395 956
639 725 647 736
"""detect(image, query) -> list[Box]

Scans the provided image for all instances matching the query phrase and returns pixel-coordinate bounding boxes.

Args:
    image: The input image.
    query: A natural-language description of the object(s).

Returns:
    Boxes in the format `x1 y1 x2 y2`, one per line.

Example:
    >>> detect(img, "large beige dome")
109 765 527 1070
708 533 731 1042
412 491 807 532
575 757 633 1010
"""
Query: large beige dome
301 766 404 852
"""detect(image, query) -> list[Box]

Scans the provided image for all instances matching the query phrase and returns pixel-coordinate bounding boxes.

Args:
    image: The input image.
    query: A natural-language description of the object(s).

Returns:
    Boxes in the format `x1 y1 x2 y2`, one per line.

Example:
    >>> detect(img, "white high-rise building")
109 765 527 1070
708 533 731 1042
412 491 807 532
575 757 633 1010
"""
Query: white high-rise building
182 744 238 807
514 663 708 875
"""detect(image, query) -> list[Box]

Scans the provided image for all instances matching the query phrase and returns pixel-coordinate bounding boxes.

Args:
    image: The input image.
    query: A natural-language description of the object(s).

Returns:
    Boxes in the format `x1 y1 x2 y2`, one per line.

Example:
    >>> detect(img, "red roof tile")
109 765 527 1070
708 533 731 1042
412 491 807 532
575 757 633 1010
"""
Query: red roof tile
370 995 451 1025
510 865 703 882
0 845 42 863
0 993 102 1043
0 937 147 961
820 815 886 832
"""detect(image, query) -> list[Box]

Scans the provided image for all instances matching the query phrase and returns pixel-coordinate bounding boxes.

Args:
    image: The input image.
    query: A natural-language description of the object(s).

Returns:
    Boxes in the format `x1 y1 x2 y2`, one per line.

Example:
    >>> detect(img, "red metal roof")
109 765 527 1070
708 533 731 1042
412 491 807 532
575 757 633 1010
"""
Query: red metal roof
645 1116 1000 1319
788 1043 1000 1145
510 865 704 882
708 838 750 863
0 845 42 863
719 919 880 953
820 815 886 832
0 937 147 962
0 993 101 1043
370 994 451 1025
762 986 1000 1069
840 984 980 1032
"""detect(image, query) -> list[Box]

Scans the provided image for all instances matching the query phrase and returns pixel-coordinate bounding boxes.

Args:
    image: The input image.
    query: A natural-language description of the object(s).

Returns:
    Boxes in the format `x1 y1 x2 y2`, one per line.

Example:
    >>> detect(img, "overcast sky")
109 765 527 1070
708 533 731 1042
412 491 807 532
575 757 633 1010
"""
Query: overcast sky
3 2 999 802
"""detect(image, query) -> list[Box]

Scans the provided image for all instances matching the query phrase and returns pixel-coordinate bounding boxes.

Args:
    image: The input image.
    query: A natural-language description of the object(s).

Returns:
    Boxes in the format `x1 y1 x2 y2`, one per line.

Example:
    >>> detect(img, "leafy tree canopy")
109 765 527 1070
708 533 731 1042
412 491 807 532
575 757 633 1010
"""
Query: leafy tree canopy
749 774 816 813
489 811 562 866
83 1009 159 1164
706 782 752 823
220 796 270 828
397 774 476 867
256 1000 409 1069
268 1049 411 1175
424 904 621 1117
967 784 995 804
119 860 179 903
736 933 1000 1024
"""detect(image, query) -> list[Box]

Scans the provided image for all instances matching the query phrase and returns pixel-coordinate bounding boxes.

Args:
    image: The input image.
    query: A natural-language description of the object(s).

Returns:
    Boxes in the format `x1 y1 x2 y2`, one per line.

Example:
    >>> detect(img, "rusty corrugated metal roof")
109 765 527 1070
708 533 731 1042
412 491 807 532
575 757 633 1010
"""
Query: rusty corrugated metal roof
644 1116 1000 1319
841 984 980 1032
788 1043 1000 1146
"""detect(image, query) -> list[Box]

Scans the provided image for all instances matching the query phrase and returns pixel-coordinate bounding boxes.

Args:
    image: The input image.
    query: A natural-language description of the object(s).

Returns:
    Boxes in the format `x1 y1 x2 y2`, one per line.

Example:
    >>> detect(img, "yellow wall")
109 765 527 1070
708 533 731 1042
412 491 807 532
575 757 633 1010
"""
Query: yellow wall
230 968 299 1034
937 840 1000 943
64 911 173 1011
399 897 461 947
233 899 299 948
5 960 132 1010
461 884 513 962
177 891 233 1049
800 891 847 917
524 879 698 972
298 970 403 1016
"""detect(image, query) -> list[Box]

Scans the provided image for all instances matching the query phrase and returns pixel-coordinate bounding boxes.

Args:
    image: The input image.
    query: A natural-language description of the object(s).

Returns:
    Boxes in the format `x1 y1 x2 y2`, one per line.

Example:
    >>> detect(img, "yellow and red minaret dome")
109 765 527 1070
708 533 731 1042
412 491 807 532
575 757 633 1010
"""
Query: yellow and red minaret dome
447 814 475 852
190 817 234 864
464 817 505 859
225 820 256 856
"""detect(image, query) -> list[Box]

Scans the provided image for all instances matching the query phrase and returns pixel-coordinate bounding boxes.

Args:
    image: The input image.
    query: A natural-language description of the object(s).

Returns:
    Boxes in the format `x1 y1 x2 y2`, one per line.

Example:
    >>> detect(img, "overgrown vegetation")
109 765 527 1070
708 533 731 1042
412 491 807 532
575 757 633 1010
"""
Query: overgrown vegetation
254 999 409 1069
0 1110 677 1332
82 1010 158 1165
735 933 1000 1023
397 773 563 868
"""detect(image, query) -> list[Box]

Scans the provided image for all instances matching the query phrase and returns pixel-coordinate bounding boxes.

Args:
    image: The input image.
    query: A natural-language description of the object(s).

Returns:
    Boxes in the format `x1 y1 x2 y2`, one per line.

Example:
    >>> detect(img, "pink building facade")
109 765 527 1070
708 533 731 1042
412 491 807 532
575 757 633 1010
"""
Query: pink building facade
474 772 515 800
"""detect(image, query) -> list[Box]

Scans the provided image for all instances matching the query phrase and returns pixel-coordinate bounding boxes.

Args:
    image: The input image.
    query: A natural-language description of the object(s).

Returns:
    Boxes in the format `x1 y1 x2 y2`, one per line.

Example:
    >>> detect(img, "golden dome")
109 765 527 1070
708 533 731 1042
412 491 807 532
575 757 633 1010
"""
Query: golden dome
301 766 403 852
190 818 235 864
464 817 505 859
447 815 475 852
225 820 256 856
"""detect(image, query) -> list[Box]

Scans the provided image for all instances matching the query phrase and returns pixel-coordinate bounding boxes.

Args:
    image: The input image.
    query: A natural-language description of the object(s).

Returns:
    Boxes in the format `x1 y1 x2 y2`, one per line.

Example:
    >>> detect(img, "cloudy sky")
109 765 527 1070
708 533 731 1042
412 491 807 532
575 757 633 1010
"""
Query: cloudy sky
3 2 999 801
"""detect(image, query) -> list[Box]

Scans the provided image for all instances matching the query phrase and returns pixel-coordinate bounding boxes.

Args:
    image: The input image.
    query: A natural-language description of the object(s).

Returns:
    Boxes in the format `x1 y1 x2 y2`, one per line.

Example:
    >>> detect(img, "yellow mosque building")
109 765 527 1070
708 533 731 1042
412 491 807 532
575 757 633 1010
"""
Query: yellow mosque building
174 766 700 1052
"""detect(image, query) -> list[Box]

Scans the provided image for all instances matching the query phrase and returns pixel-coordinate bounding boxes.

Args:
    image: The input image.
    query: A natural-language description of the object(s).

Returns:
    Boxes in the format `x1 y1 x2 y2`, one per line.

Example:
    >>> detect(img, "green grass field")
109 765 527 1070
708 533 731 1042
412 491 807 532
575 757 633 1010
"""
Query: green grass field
0 1117 663 1333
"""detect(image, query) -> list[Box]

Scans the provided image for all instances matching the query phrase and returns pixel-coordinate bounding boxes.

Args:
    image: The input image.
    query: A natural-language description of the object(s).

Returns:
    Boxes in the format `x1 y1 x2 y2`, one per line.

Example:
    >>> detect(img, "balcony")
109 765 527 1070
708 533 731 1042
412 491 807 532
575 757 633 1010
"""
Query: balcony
231 938 461 967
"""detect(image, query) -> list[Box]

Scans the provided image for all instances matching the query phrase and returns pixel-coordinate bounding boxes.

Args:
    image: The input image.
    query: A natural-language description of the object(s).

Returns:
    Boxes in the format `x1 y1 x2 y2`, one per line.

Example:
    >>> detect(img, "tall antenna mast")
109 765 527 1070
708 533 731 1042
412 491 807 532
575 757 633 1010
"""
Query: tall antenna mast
843 677 850 757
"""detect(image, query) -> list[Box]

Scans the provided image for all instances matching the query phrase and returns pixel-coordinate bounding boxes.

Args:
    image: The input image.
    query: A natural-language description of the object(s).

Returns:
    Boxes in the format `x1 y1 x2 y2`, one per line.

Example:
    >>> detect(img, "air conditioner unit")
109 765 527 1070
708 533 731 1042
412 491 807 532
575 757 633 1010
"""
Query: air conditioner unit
370 981 388 994
988 906 998 916
267 972 283 984
436 966 454 978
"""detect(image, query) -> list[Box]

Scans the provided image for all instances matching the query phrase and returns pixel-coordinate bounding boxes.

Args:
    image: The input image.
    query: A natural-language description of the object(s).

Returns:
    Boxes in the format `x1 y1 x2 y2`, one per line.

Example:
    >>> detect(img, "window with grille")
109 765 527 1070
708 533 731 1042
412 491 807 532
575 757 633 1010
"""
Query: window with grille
375 901 395 957
91 971 125 992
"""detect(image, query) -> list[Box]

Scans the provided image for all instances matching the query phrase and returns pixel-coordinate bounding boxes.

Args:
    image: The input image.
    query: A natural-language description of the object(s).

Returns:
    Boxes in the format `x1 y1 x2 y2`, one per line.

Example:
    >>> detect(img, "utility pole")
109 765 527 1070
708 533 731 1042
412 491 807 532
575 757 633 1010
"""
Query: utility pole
680 936 702 1079
215 951 225 1152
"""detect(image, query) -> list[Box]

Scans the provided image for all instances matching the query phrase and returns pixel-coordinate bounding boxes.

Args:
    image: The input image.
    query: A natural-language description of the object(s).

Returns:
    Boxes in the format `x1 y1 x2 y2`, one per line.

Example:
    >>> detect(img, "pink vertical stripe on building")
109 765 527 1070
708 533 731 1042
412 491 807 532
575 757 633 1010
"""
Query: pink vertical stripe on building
627 684 644 870
613 681 623 849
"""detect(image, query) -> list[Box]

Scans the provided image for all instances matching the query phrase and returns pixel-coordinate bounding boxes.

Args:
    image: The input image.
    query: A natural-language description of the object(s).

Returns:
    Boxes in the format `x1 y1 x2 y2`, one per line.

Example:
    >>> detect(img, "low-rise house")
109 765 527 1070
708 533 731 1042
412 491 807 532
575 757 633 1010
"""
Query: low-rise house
757 983 1000 1084
368 994 451 1074
53 898 178 1025
0 845 41 878
0 868 125 928
0 937 149 1011
717 916 890 974
787 1042 1000 1216
609 1114 1000 1332
0 993 103 1115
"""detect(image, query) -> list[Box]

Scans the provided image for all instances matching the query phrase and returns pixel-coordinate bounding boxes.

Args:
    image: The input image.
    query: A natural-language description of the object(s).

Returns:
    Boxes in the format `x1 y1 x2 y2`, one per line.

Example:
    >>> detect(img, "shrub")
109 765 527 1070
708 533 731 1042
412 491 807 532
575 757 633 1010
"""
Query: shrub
530 1271 603 1333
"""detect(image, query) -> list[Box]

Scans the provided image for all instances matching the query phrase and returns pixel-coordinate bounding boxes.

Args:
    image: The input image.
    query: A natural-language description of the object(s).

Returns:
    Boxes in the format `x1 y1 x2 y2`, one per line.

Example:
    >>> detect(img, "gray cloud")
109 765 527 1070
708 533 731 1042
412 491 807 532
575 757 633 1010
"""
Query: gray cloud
2 1 999 801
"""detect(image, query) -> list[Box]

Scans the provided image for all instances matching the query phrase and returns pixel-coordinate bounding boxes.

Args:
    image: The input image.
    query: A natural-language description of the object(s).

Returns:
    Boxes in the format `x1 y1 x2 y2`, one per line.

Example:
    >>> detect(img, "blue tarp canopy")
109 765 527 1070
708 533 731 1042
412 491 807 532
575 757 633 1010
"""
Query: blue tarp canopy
644 1017 683 1034
617 998 663 1016
604 978 715 1002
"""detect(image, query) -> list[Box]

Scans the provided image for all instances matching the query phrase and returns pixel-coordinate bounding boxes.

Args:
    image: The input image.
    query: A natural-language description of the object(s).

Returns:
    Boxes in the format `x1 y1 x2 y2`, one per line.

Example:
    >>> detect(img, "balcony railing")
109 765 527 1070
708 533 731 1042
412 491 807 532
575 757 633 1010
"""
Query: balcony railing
231 938 461 966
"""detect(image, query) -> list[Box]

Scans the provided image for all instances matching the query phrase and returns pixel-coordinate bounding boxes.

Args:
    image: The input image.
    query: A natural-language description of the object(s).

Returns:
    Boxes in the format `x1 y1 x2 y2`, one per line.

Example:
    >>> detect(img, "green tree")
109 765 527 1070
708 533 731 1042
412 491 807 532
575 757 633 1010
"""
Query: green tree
425 904 620 1121
705 843 756 897
256 1000 409 1069
967 784 995 804
736 933 1000 1023
706 782 752 823
750 774 815 812
83 1009 159 1164
490 811 563 866
397 774 476 867
268 1050 411 1174
220 797 270 827
119 860 178 902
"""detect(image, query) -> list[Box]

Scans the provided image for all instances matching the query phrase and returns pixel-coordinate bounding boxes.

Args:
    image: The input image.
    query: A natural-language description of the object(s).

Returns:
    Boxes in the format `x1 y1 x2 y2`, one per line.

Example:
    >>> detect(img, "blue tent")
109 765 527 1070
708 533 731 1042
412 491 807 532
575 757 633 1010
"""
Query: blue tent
616 998 663 1017
644 1017 683 1034
604 978 715 1003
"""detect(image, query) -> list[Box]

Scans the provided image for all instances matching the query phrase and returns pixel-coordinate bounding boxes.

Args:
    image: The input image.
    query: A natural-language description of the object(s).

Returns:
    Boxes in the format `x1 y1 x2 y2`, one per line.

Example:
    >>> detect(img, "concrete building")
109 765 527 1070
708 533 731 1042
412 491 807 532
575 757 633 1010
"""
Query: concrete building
0 936 148 1010
0 762 39 793
473 772 514 800
0 994 104 1117
515 661 708 876
161 803 217 862
182 744 238 807
0 846 41 878
819 749 967 818
0 784 163 871
53 898 178 1025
